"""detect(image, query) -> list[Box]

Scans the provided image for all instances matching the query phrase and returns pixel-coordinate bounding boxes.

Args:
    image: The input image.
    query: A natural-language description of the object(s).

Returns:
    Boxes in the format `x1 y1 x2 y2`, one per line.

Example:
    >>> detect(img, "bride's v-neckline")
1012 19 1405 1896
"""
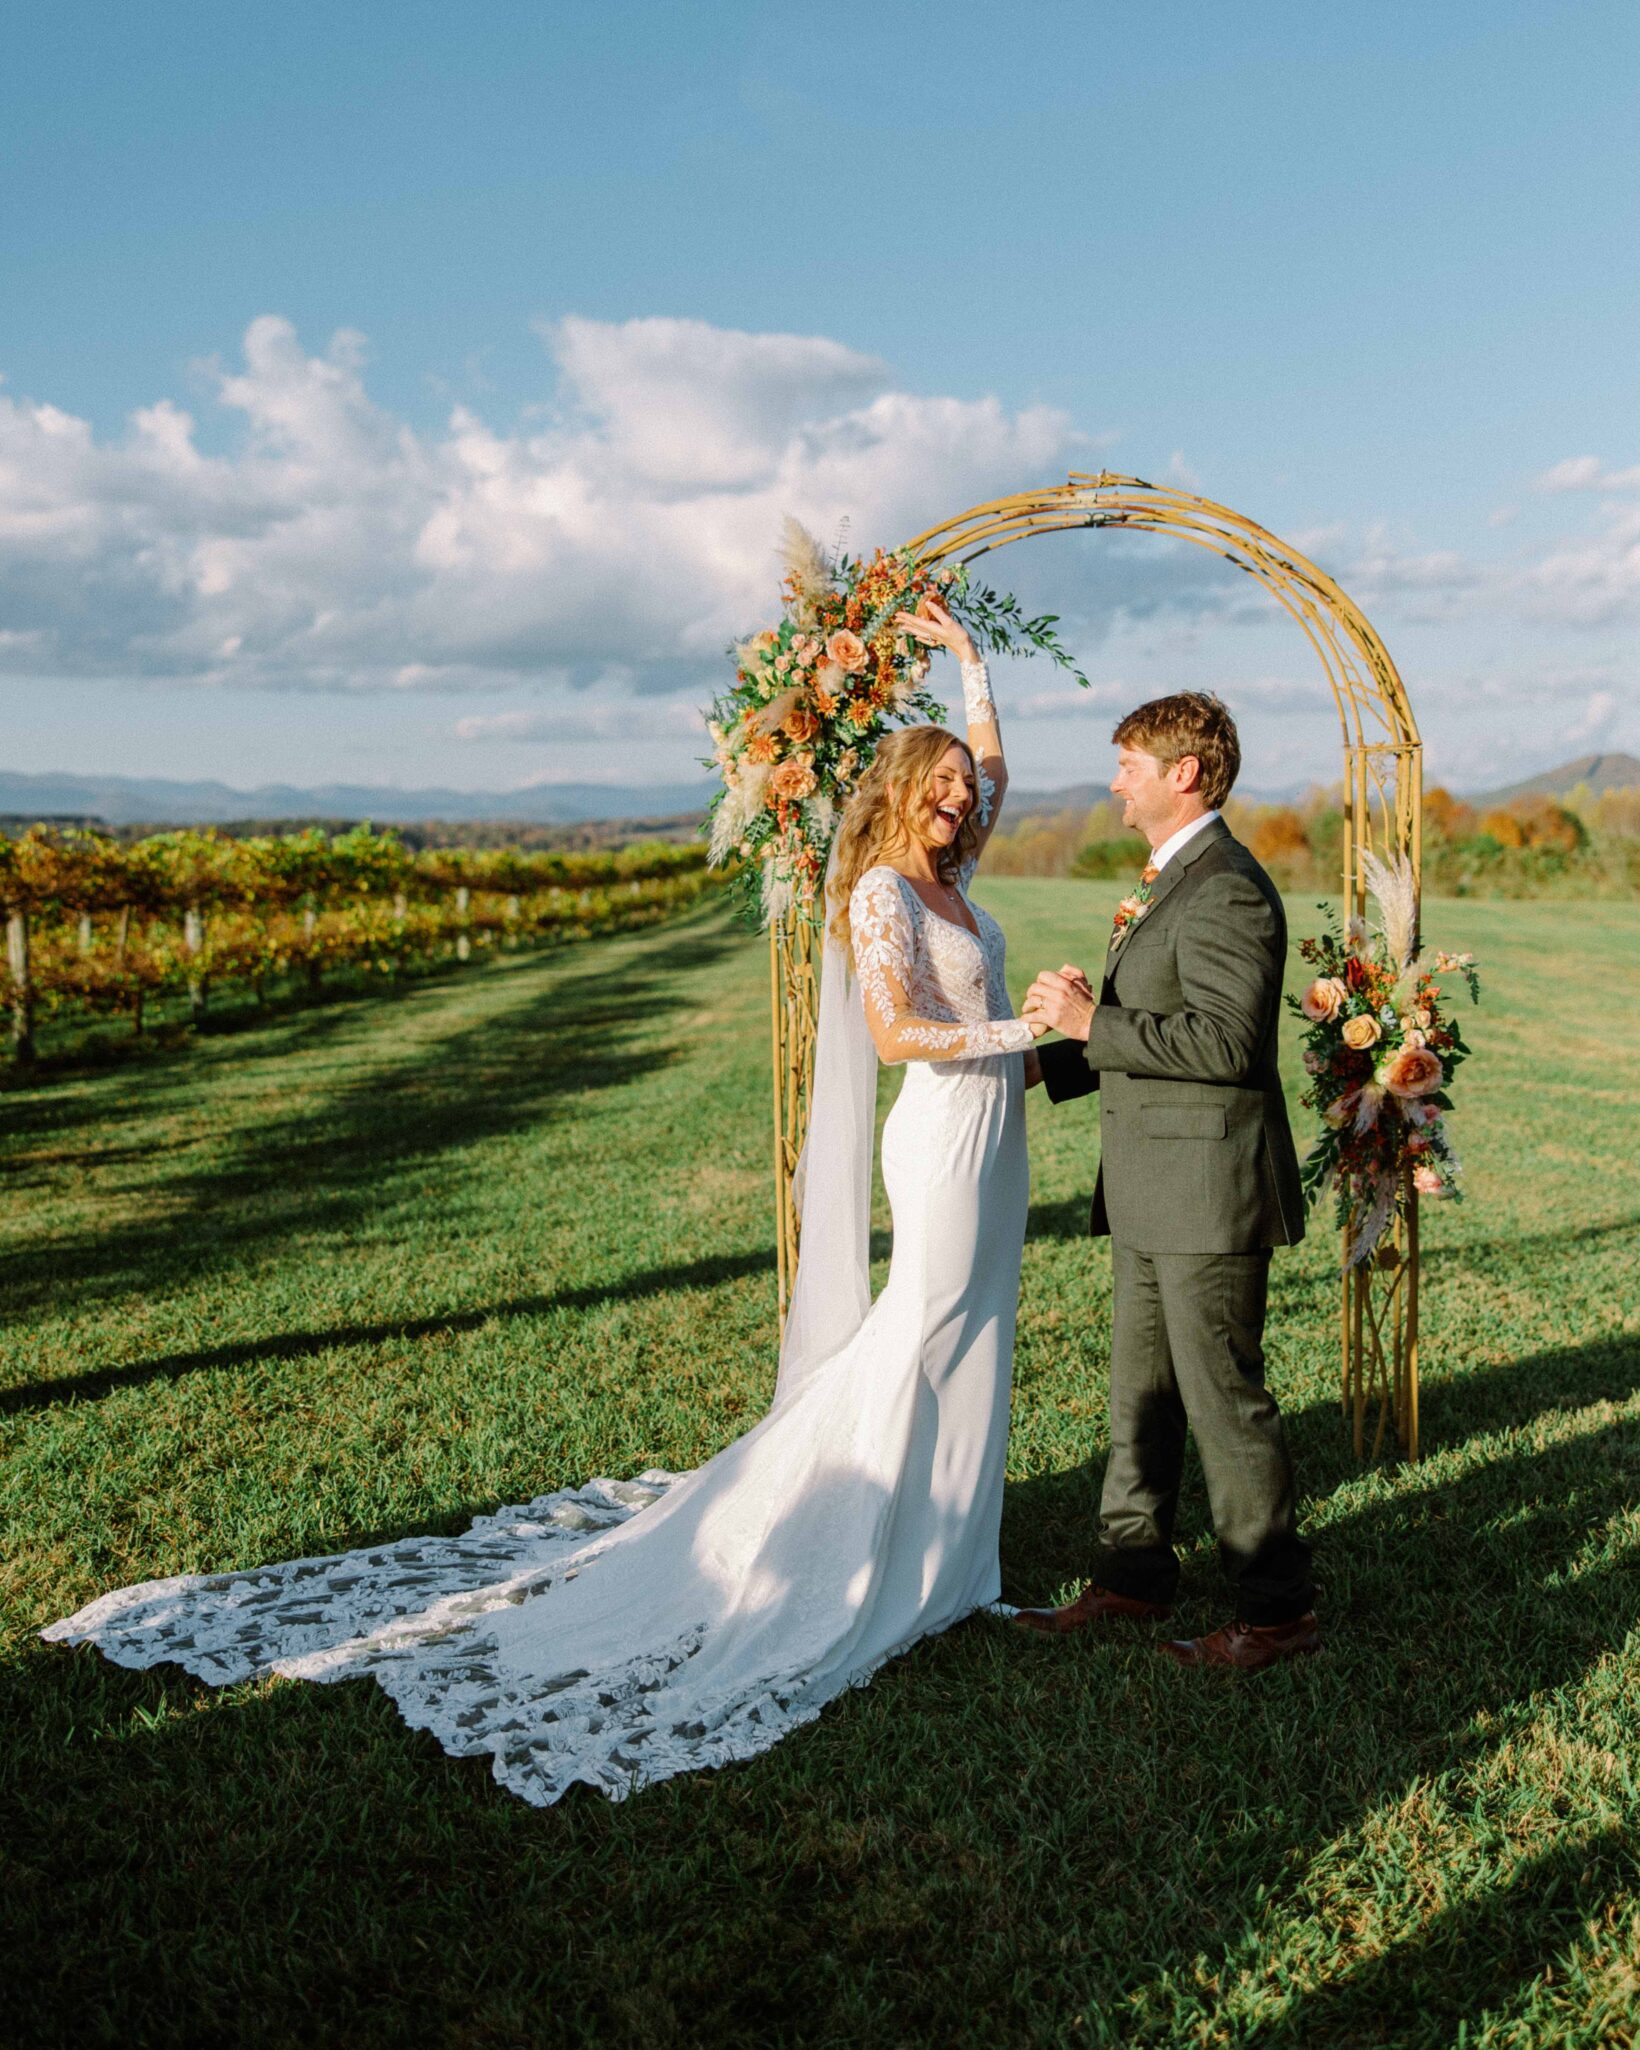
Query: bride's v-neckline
887 867 982 943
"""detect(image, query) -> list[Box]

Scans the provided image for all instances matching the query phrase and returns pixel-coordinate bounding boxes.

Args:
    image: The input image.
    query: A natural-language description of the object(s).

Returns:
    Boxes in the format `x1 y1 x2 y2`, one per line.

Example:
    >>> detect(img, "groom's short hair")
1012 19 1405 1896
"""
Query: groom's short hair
1112 692 1241 808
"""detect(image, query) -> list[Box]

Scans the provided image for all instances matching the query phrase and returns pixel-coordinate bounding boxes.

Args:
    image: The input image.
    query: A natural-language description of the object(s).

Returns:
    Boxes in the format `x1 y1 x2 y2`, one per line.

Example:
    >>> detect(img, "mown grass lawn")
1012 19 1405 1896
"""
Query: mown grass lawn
3 881 1637 2050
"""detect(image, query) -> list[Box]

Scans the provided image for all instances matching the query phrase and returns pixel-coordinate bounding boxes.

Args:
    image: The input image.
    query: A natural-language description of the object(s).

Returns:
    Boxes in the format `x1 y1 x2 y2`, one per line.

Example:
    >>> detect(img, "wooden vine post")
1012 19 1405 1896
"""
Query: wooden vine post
767 473 1424 1457
6 905 33 1064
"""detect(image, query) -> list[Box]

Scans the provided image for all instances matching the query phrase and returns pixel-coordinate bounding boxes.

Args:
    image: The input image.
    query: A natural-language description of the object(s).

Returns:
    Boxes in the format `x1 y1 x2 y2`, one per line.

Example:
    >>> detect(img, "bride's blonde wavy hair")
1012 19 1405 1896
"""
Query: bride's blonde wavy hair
827 726 980 951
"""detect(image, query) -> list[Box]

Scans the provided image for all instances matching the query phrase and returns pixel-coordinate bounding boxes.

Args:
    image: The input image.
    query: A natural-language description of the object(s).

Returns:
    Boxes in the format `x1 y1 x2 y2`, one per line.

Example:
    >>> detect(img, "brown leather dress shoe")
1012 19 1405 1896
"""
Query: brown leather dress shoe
1011 1583 1173 1636
1160 1613 1321 1669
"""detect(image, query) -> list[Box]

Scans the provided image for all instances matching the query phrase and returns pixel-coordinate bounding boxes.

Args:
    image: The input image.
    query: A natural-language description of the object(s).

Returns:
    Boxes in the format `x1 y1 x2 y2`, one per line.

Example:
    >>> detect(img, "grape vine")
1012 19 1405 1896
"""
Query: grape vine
0 825 718 1060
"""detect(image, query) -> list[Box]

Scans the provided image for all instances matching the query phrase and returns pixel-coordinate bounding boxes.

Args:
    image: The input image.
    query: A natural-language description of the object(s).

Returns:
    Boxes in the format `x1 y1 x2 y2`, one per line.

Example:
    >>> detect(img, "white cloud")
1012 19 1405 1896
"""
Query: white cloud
1535 456 1640 493
2 321 1637 803
454 696 706 744
1563 687 1620 749
0 313 1084 696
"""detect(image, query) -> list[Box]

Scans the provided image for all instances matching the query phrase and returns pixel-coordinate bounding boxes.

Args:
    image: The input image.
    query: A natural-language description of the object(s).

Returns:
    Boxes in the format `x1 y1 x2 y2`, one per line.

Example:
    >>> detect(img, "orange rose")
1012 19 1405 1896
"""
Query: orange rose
1341 1014 1382 1051
782 707 820 743
1301 976 1348 1023
769 758 818 802
1382 1044 1443 1098
826 629 869 674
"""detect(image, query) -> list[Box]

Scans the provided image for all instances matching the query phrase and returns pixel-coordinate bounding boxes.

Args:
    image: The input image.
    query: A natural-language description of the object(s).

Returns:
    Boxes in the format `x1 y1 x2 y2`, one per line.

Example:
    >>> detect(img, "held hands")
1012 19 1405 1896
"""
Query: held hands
1022 964 1097 1043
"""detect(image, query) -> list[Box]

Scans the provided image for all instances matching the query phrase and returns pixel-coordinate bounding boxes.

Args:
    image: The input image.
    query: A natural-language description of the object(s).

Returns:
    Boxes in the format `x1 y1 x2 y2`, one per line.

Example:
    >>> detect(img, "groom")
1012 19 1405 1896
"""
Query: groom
1018 692 1318 1669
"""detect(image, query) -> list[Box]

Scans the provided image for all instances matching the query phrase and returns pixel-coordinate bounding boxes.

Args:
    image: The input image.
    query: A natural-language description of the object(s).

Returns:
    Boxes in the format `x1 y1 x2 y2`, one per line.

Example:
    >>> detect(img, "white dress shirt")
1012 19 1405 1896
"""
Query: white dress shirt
1148 809 1220 873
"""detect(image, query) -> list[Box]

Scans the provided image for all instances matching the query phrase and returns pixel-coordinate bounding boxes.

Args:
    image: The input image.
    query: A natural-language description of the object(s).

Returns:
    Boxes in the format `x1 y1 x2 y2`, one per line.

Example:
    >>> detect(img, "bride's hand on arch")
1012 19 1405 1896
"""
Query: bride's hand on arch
893 596 977 667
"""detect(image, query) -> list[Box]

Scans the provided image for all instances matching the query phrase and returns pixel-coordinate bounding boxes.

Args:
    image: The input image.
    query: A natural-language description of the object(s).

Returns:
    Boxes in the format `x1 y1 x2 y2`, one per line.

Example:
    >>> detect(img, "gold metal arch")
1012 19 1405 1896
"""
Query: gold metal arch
910 471 1426 1460
771 473 1427 1460
906 472 1423 909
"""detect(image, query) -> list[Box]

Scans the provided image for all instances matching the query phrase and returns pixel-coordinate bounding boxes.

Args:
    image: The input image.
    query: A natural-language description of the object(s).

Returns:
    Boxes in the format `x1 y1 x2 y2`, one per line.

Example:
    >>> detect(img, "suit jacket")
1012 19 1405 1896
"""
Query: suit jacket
1037 817 1306 1255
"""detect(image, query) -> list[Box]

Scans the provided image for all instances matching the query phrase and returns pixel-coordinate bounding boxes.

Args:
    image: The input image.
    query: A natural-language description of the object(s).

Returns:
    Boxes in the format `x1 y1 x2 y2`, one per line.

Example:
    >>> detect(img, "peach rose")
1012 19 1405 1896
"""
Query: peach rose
1301 976 1349 1023
782 707 820 743
1401 1027 1427 1050
1382 1044 1443 1099
1341 1014 1382 1051
1412 1163 1446 1197
769 758 818 802
826 629 869 674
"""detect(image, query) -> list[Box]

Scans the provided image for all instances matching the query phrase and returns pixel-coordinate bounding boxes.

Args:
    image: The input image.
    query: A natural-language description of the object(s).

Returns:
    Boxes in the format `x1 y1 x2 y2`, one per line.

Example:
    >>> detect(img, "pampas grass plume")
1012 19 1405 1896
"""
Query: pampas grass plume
1360 849 1419 969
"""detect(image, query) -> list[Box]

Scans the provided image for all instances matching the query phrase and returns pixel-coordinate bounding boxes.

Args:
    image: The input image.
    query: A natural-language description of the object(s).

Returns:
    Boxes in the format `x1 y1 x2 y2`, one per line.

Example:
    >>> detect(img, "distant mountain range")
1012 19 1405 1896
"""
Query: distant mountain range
0 751 1633 834
1010 753 1640 819
0 768 716 829
1480 752 1640 804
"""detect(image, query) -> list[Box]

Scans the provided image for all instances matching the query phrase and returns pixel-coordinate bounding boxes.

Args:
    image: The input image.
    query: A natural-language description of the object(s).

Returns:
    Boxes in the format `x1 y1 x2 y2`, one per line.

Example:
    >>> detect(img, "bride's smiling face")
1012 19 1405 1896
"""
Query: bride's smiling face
914 743 978 850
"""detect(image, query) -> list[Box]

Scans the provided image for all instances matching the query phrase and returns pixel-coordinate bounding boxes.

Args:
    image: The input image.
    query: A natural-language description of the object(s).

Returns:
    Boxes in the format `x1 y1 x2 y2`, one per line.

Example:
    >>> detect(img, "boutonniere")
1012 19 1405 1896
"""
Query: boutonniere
1109 880 1155 949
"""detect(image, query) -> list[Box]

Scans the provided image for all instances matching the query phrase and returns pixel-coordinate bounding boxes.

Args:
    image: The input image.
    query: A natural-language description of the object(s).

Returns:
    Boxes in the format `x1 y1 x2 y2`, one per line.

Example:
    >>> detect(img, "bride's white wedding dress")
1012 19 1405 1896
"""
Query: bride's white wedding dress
45 856 1034 1807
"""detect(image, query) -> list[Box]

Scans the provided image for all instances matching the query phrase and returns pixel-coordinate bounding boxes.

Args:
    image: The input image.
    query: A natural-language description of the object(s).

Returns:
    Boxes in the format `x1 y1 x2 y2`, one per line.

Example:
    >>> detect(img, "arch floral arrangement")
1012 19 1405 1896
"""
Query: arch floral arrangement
1293 852 1482 1266
705 521 1085 922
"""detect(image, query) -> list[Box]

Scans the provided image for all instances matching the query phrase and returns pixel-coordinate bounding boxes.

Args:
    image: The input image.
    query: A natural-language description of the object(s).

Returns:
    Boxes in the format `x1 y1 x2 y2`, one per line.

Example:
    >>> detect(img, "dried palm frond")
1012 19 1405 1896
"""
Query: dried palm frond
751 688 802 736
1360 849 1419 969
778 517 832 605
708 784 746 866
737 759 772 819
1346 1172 1399 1268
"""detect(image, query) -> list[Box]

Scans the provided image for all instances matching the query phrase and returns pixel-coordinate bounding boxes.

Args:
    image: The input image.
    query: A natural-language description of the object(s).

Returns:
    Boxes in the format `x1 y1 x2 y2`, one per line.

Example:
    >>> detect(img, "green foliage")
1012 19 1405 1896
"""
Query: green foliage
1068 837 1135 879
2 886 1637 2047
943 565 1091 687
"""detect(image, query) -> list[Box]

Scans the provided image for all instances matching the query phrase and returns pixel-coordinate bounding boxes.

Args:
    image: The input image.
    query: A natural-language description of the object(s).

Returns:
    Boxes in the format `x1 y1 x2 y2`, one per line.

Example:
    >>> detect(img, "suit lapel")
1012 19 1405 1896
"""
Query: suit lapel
1102 817 1231 978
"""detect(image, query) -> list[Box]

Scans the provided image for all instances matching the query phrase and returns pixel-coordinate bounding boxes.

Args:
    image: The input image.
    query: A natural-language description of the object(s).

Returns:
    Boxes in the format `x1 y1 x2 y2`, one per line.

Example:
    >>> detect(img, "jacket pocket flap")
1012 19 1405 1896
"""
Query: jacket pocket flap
1140 1104 1227 1140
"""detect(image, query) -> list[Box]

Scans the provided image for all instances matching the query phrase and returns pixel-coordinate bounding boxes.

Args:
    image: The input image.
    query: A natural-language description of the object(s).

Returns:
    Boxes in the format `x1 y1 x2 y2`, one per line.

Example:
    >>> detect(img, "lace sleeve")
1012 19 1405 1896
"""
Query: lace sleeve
849 871 1033 1064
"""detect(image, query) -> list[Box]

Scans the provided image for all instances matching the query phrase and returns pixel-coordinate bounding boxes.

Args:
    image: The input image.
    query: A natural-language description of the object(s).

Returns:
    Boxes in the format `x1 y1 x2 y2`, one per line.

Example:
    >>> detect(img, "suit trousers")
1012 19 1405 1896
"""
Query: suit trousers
1095 1240 1314 1625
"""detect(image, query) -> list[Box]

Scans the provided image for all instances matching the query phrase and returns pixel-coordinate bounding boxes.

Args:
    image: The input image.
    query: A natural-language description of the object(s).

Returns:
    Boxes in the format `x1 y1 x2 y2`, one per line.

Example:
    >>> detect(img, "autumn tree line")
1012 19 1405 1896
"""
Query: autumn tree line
982 781 1640 895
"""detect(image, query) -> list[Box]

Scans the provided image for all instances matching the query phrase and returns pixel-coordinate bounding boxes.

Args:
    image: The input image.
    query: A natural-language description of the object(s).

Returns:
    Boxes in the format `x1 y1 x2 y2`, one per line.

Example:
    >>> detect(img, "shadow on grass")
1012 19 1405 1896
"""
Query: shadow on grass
0 917 744 1336
1260 1822 1634 2047
0 1245 777 1417
1002 1317 1640 1608
9 1332 1640 2047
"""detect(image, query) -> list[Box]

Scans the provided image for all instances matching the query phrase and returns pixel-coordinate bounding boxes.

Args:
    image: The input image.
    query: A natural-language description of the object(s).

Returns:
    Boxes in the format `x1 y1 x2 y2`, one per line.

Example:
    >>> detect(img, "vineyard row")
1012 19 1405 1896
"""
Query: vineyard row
1 825 718 1059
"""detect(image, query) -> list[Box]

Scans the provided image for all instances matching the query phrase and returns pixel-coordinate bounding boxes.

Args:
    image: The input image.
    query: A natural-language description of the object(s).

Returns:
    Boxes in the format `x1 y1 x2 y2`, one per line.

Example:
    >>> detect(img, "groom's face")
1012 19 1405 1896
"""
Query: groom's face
1111 743 1189 841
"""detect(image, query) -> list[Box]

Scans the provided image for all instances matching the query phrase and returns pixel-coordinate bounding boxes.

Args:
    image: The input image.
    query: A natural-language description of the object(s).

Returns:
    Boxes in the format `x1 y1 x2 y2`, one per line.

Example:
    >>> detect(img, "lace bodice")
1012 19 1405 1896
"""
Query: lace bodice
849 865 1033 1063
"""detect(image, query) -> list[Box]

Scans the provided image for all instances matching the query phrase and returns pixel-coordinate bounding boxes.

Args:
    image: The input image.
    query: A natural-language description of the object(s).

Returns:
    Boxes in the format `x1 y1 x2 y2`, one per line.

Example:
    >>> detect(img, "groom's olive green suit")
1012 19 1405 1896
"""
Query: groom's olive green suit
1036 817 1315 1624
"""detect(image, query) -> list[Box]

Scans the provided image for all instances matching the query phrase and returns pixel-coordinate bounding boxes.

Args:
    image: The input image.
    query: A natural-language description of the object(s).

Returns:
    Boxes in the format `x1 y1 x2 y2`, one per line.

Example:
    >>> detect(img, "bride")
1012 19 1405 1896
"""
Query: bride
44 601 1047 1806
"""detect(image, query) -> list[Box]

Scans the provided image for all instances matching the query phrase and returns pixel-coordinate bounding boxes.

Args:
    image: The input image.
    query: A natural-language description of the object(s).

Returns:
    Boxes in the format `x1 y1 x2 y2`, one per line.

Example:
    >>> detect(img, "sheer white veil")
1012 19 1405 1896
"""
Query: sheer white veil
772 856 878 1408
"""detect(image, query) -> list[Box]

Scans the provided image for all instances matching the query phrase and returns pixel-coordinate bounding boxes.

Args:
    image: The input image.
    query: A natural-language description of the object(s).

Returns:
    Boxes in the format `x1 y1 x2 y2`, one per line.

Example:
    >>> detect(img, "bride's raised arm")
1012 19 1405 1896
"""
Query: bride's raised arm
893 599 1007 860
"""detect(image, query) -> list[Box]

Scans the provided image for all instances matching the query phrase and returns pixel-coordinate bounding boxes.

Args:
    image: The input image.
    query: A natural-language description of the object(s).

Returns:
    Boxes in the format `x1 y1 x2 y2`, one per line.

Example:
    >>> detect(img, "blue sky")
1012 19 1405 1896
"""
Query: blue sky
3 0 1636 797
